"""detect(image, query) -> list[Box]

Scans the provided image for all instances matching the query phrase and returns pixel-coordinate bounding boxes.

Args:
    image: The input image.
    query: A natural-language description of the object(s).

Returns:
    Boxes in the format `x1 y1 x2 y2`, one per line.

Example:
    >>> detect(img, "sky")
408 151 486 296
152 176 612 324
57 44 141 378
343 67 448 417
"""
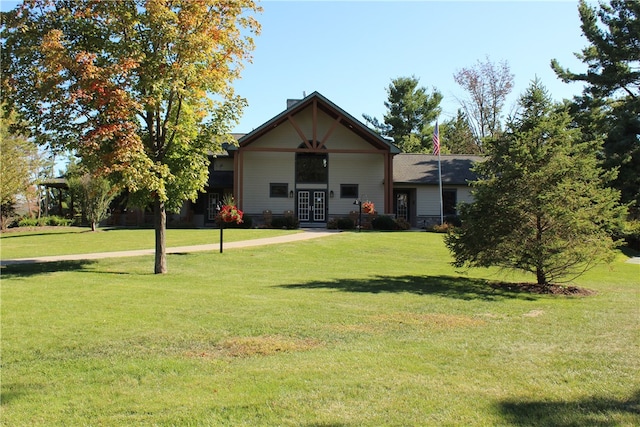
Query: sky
1 0 592 135
231 0 590 133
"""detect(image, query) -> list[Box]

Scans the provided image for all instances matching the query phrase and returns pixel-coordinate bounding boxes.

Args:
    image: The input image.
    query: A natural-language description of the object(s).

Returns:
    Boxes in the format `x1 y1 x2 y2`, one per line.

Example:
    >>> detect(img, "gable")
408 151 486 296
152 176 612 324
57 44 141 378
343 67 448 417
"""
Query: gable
238 92 400 153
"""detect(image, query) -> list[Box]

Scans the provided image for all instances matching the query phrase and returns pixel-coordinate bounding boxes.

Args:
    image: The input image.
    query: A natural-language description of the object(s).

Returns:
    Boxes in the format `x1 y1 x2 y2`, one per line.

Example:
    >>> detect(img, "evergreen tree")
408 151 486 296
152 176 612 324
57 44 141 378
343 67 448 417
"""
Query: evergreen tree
363 76 442 153
445 80 626 286
441 110 482 155
552 0 639 211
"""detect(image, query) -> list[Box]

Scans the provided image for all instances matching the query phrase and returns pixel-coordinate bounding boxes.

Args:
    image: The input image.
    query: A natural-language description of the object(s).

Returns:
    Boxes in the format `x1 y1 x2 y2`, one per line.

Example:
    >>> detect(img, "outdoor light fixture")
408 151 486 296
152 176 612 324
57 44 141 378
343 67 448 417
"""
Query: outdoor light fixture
330 190 334 198
289 190 294 198
353 199 362 232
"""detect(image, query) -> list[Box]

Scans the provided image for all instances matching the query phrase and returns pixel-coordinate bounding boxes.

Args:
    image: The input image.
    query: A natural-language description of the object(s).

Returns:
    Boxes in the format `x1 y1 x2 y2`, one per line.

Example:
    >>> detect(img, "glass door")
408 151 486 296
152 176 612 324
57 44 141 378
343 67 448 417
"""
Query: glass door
297 190 326 223
396 192 408 221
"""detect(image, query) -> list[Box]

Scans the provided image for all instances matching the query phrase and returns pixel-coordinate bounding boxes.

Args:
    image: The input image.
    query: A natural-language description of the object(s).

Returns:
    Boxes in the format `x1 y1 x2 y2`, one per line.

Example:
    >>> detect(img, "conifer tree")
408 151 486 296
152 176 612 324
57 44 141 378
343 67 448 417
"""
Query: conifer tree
552 0 639 211
445 80 626 286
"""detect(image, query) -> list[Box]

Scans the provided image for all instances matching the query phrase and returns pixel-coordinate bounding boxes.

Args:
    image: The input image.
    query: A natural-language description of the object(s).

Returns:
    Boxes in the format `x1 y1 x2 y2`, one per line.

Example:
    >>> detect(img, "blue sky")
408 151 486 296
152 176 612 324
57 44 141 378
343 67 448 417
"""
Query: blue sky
233 0 590 133
2 1 591 135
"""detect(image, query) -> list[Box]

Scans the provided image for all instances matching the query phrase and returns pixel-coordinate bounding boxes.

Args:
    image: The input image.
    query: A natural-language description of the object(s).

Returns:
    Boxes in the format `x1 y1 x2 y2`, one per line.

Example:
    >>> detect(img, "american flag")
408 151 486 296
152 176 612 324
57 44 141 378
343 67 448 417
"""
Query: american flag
432 121 440 156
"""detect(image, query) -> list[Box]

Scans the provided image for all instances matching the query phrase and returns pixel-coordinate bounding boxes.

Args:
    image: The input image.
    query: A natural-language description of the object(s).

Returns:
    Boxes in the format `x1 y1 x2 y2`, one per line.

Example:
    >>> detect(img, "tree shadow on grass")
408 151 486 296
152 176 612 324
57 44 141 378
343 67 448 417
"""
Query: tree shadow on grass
278 275 539 301
0 260 97 279
497 390 640 426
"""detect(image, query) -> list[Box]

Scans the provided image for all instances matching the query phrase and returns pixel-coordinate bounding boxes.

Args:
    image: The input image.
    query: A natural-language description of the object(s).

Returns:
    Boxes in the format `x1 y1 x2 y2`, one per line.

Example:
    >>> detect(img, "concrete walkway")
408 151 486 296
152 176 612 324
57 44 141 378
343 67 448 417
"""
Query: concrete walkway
0 229 341 266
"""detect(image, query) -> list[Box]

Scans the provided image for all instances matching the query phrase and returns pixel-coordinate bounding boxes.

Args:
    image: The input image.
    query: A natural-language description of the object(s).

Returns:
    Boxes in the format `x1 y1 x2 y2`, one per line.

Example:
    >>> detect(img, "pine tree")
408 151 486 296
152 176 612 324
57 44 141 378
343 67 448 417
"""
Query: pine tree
552 0 640 211
363 76 442 153
445 80 626 286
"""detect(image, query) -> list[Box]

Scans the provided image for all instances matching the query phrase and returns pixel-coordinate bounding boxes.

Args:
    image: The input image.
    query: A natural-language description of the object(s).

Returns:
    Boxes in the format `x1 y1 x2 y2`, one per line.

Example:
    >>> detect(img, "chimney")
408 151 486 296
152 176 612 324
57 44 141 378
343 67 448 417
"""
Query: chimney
286 99 301 109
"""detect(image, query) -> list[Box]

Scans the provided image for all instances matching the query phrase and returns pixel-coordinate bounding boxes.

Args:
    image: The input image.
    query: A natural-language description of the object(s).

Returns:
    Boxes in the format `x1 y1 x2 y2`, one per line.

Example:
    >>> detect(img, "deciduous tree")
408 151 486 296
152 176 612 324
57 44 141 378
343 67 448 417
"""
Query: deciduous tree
453 56 514 151
68 171 118 232
2 0 261 273
0 105 41 228
445 80 625 286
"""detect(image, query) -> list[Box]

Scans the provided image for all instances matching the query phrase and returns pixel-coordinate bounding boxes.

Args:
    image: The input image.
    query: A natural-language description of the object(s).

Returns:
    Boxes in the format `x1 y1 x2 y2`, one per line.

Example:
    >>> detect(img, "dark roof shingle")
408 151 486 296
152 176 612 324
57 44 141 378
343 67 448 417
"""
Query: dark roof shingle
393 154 483 185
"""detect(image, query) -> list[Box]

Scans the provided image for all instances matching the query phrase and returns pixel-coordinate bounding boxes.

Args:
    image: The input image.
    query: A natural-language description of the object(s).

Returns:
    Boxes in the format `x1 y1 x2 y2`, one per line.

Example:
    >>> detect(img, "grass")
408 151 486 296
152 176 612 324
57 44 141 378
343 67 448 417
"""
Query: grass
1 229 639 426
0 227 298 259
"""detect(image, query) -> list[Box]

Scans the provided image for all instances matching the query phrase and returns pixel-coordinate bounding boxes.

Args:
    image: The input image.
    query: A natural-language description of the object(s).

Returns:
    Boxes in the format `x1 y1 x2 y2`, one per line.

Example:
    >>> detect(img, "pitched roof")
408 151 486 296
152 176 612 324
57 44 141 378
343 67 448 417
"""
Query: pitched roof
393 154 483 185
237 91 400 153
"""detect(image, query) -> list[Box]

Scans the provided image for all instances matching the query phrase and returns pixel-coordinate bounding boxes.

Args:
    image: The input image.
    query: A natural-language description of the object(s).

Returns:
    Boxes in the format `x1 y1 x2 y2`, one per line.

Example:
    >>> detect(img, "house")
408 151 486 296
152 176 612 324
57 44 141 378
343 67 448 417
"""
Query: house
393 154 481 227
187 91 481 228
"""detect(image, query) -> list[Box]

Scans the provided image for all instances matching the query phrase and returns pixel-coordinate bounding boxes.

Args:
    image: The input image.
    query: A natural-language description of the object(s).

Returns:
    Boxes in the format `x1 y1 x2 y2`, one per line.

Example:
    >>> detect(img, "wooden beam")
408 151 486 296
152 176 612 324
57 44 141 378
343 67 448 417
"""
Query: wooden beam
287 114 311 148
312 99 318 148
235 151 243 209
240 146 387 154
318 115 342 149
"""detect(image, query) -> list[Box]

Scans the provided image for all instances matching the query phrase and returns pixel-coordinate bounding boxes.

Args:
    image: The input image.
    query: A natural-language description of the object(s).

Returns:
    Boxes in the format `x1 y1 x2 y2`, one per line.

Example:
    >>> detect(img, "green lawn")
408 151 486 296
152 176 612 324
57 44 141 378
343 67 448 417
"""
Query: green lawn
1 230 638 426
0 227 298 259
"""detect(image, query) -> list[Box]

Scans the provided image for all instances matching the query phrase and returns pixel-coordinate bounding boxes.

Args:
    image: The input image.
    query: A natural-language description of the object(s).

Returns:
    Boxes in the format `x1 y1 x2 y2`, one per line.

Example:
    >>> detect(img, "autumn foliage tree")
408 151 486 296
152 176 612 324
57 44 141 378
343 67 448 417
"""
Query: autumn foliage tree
2 0 261 273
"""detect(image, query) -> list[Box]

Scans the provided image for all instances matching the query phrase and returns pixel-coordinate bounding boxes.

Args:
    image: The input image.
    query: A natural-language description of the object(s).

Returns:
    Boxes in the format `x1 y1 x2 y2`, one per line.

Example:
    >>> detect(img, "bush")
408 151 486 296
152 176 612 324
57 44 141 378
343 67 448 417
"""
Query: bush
271 215 299 230
394 217 411 230
432 222 455 233
18 217 40 227
371 215 397 231
328 217 355 230
47 216 72 226
17 216 71 227
444 215 462 227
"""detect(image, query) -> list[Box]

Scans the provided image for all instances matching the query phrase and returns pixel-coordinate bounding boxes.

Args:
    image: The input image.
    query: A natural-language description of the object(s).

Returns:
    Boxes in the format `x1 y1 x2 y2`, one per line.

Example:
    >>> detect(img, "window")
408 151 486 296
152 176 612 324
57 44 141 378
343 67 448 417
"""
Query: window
340 184 358 199
296 152 328 183
270 183 289 198
443 189 457 216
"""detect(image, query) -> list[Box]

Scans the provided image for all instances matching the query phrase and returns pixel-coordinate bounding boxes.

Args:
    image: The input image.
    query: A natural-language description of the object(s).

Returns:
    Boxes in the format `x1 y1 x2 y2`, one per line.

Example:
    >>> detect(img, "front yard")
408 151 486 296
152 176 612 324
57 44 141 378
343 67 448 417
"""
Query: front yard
1 229 638 425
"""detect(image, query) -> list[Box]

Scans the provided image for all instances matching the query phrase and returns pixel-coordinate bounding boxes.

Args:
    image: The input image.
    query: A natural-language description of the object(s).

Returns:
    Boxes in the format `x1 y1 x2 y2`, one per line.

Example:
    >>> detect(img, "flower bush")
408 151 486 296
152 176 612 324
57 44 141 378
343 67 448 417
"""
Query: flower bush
362 201 375 214
218 196 243 224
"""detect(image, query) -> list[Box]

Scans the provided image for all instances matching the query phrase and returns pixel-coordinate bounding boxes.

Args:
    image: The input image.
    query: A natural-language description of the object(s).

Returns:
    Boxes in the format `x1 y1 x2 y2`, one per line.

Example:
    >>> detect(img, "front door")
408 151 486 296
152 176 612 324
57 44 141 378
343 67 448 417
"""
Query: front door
298 190 326 223
396 192 409 221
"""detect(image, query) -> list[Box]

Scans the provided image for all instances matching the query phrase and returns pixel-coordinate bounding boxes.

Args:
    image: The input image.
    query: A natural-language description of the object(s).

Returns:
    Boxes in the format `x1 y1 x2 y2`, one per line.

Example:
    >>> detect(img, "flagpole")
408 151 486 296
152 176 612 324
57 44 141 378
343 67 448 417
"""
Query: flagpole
433 120 443 225
438 150 443 225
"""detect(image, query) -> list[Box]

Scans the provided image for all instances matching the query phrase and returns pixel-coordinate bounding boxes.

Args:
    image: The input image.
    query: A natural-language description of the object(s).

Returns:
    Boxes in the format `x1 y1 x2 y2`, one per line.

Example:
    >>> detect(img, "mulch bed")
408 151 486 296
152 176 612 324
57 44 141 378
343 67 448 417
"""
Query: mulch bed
491 282 597 296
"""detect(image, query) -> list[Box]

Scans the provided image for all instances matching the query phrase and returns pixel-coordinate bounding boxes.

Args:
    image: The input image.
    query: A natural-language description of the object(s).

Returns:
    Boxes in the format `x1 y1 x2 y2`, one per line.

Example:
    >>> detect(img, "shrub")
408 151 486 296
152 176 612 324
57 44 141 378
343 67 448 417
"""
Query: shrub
17 216 71 227
18 217 40 227
394 217 412 230
47 216 72 226
432 223 454 233
371 215 397 231
328 217 355 230
444 215 462 227
271 215 299 230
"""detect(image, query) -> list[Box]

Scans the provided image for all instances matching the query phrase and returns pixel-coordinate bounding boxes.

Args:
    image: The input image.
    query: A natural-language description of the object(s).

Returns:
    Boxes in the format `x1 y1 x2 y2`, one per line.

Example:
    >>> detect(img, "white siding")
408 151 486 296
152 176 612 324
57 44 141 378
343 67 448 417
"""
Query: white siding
329 153 385 215
416 186 441 216
242 152 296 215
252 121 304 149
415 185 474 216
325 119 376 151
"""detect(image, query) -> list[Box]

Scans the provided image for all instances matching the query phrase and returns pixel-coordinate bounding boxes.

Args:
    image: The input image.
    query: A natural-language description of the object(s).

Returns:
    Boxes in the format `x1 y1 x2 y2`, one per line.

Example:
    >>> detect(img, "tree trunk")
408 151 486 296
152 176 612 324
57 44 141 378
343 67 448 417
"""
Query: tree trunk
536 267 547 286
154 196 167 274
91 220 96 232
